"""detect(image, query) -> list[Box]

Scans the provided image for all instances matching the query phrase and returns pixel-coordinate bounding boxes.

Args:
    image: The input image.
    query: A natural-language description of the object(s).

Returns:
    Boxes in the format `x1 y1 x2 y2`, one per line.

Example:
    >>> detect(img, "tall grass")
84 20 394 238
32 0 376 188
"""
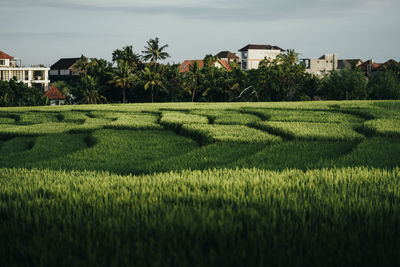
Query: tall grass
1 167 400 266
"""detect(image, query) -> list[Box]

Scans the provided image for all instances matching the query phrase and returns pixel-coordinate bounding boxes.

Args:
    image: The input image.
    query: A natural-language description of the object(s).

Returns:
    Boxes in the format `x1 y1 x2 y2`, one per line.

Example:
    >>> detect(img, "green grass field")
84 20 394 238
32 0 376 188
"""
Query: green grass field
1 100 400 266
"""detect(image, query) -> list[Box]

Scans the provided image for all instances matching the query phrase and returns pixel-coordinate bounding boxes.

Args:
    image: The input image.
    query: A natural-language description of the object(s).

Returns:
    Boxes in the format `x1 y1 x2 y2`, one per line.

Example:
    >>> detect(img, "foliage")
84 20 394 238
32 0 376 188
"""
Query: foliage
0 79 45 107
141 37 170 64
322 67 368 100
368 70 400 100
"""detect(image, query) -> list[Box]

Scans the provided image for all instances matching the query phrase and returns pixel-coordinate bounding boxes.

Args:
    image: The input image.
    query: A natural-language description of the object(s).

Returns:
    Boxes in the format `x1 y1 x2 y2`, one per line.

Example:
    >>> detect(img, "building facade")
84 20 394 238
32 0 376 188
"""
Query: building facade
0 51 50 90
239 44 285 70
50 57 80 81
301 54 338 76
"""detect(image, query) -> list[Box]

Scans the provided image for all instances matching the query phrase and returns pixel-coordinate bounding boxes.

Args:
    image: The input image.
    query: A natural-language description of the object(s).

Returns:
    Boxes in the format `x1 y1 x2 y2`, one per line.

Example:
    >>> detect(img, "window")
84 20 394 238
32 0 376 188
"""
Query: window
0 60 5 66
242 61 247 70
242 52 248 59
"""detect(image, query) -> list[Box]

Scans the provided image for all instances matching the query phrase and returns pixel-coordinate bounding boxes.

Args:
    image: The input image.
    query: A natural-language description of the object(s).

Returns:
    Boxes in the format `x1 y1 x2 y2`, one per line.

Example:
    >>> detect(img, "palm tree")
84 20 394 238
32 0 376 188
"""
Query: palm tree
139 65 165 103
183 61 202 102
142 37 170 65
226 66 248 101
110 60 136 103
112 46 140 70
203 54 219 67
83 75 107 104
72 55 89 79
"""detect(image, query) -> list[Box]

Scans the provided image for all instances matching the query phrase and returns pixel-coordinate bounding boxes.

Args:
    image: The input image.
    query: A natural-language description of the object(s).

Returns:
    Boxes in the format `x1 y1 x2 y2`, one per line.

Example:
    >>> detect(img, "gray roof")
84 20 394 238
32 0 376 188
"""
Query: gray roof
50 58 80 70
239 44 285 52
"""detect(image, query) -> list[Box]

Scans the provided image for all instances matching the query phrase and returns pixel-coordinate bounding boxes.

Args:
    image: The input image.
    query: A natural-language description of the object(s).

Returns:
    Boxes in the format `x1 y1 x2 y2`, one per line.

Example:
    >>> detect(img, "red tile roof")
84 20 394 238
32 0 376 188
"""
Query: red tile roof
42 85 66 100
179 60 204 73
359 60 381 71
217 59 232 71
179 59 232 73
0 51 13 59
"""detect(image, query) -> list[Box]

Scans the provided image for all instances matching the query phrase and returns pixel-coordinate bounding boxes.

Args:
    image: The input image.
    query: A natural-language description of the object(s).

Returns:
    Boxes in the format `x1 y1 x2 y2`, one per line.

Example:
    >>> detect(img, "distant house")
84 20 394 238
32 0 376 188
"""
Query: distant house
50 58 81 81
358 59 381 75
178 59 232 73
375 59 398 71
337 59 364 69
358 59 398 75
42 85 66 105
0 51 50 90
301 54 338 76
215 51 240 65
238 44 285 70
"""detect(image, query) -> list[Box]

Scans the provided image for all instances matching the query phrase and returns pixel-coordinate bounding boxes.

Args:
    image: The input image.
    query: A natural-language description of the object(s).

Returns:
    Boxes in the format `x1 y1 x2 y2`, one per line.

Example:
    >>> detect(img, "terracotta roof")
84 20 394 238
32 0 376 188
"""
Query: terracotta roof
179 59 232 73
0 51 13 59
239 44 285 52
50 57 80 70
179 60 204 73
217 59 232 71
42 85 66 100
359 60 381 71
376 59 398 71
216 51 239 59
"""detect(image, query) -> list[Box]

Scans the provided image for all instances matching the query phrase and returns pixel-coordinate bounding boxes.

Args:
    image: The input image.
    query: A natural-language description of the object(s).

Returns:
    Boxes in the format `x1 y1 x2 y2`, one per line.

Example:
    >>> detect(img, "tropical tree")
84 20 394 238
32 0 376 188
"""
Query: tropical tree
110 60 136 103
112 46 140 70
142 37 170 64
201 66 227 102
368 70 400 99
226 66 247 101
183 61 202 102
72 55 89 79
203 54 219 67
139 65 165 103
322 67 368 100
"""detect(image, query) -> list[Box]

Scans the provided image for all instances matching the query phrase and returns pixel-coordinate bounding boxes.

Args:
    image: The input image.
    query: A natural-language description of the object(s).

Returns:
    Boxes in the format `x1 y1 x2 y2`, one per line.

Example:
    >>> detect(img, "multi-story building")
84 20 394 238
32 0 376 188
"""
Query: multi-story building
301 54 338 76
239 44 285 70
50 57 81 81
0 51 50 90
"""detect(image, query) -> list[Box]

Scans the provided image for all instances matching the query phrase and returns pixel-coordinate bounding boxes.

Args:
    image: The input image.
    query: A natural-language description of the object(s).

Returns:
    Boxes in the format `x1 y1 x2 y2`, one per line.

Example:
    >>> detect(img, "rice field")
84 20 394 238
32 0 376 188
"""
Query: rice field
0 100 399 266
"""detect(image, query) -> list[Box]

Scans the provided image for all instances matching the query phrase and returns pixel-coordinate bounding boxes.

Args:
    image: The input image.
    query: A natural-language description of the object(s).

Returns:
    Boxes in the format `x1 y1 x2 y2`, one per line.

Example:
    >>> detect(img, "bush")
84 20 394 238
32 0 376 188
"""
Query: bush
322 68 368 100
368 71 400 100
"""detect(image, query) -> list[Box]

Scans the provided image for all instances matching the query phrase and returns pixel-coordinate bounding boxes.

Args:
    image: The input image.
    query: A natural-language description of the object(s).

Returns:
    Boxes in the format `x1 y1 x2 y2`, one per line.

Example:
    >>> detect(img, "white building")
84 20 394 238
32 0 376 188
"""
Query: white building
239 44 285 70
301 54 338 76
0 51 50 90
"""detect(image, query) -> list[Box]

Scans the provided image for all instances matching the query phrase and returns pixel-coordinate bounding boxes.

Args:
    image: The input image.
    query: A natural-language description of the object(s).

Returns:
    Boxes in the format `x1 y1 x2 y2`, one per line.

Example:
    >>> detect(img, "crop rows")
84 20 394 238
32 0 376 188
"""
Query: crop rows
1 167 400 266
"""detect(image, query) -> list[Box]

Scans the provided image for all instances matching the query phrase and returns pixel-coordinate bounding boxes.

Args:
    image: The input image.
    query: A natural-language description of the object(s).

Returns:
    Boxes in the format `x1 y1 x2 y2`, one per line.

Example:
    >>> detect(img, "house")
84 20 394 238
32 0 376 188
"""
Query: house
178 59 232 73
0 51 50 90
42 84 66 105
375 59 398 71
238 44 285 70
215 51 240 65
301 54 338 76
358 59 381 75
337 59 364 69
50 57 81 81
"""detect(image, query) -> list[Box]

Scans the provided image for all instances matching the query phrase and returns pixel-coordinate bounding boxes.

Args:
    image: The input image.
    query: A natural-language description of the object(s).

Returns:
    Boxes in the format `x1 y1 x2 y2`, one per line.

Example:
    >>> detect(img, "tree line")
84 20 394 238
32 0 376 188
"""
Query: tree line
1 37 400 106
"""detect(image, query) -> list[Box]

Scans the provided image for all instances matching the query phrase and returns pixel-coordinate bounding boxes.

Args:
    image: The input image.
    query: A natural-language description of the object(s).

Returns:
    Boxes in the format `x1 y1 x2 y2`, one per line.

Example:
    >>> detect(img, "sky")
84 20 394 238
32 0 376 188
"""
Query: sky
1 0 399 65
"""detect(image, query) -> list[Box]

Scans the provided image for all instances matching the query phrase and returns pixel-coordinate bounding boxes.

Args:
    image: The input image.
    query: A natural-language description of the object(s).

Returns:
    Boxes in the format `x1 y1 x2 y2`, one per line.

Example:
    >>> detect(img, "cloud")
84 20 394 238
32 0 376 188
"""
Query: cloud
3 0 396 22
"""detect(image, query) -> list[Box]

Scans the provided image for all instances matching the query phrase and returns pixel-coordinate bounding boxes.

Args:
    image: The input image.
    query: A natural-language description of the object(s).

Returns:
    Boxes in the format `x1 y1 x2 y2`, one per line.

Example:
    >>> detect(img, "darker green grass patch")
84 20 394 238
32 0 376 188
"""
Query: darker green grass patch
0 136 36 154
0 133 89 169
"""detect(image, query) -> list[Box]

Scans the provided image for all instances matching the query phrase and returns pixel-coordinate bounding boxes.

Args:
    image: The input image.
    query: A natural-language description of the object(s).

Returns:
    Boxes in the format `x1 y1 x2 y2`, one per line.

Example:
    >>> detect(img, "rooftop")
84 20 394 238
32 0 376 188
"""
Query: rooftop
239 44 285 52
43 85 66 100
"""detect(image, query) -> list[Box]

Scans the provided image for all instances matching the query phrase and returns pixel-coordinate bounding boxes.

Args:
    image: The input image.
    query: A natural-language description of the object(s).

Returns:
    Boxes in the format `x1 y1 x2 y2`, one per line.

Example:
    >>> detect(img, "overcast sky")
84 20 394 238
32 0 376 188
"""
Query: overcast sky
1 0 399 65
